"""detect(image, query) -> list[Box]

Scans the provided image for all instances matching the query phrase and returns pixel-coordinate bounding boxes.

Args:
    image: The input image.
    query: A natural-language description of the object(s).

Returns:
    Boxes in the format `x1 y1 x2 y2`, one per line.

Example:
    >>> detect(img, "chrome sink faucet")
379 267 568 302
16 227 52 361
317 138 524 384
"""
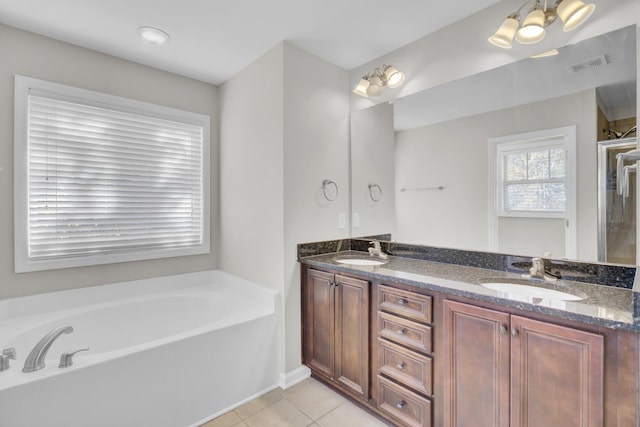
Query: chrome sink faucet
525 257 557 282
368 241 388 259
23 325 73 373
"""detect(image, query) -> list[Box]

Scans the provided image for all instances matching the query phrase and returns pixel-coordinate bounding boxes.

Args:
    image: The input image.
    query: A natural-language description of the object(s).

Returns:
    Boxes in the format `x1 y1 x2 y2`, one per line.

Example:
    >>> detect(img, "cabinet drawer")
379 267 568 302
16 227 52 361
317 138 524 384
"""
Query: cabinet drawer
378 312 432 354
379 338 432 396
378 285 432 323
378 375 432 427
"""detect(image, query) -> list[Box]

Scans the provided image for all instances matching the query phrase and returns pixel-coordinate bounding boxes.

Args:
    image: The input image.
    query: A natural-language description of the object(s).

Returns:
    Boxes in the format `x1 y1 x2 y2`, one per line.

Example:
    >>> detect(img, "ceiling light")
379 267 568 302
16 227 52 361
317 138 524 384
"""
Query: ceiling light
556 0 596 31
384 65 406 88
516 5 546 44
488 15 520 48
137 26 171 44
353 64 406 97
489 0 596 49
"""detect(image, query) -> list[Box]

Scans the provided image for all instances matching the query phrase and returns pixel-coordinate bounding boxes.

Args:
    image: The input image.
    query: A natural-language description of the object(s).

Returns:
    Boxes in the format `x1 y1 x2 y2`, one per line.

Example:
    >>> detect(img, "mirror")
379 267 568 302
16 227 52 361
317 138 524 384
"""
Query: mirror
350 25 637 264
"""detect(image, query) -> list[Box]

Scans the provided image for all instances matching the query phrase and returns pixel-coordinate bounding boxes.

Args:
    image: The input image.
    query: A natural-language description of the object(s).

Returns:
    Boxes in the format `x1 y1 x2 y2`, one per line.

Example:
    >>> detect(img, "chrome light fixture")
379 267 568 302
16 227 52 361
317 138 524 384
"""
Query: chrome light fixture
353 64 406 97
489 0 596 49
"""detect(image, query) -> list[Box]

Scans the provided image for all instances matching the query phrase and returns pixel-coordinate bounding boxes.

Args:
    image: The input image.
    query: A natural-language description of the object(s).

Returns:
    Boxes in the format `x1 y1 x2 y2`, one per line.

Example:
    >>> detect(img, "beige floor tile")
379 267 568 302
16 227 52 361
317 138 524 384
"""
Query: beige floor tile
282 378 346 420
316 401 389 427
235 388 284 419
244 399 313 427
200 410 242 427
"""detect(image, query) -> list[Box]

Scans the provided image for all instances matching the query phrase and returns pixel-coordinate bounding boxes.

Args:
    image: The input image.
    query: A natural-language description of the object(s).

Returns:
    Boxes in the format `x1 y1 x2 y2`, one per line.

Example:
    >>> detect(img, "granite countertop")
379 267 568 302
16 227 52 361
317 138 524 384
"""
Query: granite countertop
301 251 640 332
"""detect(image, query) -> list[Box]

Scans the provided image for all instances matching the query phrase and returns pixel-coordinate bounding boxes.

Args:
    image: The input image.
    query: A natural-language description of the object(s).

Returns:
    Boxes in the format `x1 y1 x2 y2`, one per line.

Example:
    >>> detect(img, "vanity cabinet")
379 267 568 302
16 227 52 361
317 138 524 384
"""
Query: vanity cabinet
375 285 434 427
442 300 604 427
302 268 370 401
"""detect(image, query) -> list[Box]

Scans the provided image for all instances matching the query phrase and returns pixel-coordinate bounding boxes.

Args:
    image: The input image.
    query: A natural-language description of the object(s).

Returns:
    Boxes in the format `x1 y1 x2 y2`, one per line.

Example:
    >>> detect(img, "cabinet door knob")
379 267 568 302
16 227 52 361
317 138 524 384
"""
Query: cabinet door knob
396 400 406 409
511 328 519 337
397 298 408 306
397 328 407 335
397 362 406 370
499 324 508 335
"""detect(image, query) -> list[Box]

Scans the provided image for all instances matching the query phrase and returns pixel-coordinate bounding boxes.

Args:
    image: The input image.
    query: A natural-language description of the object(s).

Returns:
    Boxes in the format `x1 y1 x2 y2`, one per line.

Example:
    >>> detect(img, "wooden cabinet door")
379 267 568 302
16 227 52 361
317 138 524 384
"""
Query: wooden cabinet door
335 274 370 400
443 300 510 427
510 315 604 427
304 269 335 379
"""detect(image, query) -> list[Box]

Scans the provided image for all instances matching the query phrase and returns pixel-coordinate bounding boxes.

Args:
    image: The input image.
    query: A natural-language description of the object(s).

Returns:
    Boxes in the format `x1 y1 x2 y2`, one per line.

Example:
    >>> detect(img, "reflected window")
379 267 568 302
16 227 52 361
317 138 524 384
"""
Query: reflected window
502 147 566 213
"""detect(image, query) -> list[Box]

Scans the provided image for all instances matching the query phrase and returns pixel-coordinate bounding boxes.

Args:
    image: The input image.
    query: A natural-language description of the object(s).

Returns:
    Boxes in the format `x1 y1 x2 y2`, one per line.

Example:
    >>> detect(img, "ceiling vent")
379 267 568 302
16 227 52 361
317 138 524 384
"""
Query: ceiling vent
567 55 609 73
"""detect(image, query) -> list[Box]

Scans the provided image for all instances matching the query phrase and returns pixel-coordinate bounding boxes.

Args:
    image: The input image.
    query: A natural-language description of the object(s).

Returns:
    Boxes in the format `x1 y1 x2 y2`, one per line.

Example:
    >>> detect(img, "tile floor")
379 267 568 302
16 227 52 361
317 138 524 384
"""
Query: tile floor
200 378 391 427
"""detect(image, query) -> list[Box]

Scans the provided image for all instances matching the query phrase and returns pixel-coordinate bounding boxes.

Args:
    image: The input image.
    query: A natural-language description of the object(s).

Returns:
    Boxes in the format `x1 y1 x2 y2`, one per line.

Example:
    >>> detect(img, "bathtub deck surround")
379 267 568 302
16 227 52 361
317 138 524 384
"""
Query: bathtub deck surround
0 271 281 427
299 238 640 426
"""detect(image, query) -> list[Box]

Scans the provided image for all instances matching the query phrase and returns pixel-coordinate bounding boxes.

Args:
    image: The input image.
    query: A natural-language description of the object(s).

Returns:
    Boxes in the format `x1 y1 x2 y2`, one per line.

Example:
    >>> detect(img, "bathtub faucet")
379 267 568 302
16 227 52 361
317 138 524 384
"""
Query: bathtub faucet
23 325 74 373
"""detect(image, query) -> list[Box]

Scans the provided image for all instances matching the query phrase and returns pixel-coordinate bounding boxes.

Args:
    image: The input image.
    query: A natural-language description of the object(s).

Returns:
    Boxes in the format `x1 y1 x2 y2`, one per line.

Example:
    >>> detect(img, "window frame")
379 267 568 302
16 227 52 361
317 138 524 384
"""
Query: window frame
14 75 211 273
497 140 568 218
487 126 576 258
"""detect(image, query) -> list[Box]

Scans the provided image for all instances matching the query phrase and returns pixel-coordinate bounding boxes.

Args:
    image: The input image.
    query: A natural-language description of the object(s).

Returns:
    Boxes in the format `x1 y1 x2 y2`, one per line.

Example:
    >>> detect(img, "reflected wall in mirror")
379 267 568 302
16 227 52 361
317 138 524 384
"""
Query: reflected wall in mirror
351 25 637 265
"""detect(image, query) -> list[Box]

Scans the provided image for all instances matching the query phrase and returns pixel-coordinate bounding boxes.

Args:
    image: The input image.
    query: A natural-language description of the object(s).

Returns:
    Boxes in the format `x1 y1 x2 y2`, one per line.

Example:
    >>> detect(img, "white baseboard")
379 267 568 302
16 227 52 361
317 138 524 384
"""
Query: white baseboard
279 365 311 389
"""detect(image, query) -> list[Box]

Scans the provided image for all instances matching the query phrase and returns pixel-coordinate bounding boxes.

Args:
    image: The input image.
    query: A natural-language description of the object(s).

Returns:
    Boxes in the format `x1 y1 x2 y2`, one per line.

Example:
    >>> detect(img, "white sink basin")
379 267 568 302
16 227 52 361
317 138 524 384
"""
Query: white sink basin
480 281 583 301
335 257 388 266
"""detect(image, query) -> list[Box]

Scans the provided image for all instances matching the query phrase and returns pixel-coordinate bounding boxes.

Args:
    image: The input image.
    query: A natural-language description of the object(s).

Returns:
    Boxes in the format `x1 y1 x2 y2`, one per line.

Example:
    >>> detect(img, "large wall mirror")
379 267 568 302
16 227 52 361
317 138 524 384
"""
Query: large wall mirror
350 25 637 265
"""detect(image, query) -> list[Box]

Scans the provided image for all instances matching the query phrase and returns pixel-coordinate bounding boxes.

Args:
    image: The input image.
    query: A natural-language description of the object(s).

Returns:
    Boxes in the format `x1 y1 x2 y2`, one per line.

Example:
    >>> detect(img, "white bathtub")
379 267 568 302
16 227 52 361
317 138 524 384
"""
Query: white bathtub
0 270 281 427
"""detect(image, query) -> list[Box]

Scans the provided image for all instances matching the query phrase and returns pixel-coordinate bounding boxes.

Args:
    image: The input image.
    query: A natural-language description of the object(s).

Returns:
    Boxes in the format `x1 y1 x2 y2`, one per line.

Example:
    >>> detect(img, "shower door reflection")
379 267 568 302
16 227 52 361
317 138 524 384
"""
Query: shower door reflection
598 138 637 264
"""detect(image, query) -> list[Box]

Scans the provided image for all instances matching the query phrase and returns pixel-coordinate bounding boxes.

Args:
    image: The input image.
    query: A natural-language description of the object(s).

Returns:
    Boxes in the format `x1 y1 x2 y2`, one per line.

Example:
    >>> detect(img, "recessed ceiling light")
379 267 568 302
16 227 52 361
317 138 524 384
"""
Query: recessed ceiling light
137 26 170 44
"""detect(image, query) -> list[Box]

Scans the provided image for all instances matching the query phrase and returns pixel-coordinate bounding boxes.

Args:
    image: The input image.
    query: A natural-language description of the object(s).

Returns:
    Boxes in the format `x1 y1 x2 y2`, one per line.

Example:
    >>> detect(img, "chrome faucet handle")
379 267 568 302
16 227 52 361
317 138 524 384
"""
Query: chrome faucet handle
59 347 89 368
2 348 16 360
0 354 11 372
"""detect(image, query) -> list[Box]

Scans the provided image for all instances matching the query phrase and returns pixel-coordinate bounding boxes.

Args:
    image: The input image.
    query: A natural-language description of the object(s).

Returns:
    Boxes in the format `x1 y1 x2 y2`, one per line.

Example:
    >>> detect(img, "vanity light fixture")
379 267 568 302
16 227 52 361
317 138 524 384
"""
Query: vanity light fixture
353 64 406 97
137 26 171 44
489 0 596 49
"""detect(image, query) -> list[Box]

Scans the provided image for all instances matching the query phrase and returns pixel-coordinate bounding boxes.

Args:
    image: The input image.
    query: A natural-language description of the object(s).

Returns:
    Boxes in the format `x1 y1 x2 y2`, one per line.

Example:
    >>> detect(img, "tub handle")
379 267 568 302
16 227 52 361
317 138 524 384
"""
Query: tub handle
59 347 89 368
0 348 16 372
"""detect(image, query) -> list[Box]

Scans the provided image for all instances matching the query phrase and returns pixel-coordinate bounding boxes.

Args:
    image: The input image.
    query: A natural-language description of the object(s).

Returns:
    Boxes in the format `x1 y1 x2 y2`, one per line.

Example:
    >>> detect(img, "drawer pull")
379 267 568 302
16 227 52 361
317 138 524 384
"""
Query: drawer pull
499 324 508 335
396 400 407 409
397 298 408 306
396 362 406 369
511 328 519 338
397 328 407 335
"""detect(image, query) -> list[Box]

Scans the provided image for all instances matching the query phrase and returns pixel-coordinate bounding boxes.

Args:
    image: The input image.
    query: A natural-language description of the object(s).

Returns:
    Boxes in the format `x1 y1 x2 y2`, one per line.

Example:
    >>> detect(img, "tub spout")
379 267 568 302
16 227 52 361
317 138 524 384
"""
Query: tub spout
23 325 73 373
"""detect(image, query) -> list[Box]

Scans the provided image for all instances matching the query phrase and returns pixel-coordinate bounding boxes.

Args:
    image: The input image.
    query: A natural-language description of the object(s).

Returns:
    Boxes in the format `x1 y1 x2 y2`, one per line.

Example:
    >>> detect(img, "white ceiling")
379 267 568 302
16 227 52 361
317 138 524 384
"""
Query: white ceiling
0 0 501 85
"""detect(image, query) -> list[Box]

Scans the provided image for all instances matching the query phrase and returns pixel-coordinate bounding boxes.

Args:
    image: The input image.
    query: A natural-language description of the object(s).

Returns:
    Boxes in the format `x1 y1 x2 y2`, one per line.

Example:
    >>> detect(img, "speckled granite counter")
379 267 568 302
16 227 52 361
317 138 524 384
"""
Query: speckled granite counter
301 250 640 332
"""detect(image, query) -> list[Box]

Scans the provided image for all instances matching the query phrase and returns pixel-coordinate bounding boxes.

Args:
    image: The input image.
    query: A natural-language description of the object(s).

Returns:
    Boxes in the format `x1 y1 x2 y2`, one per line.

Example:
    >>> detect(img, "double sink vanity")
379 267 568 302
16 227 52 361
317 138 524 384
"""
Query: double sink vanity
299 238 640 427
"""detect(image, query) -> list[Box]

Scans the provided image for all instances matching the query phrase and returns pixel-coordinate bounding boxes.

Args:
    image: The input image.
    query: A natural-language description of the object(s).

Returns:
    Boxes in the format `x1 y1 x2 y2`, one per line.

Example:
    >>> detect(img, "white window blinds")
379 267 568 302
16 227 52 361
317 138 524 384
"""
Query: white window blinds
15 76 210 272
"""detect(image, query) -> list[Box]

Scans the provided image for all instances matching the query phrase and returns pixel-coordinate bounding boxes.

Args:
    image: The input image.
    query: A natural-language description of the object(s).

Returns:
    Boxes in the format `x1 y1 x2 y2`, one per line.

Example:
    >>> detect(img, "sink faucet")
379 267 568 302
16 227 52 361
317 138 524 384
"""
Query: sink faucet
368 241 388 259
525 257 557 282
23 325 73 373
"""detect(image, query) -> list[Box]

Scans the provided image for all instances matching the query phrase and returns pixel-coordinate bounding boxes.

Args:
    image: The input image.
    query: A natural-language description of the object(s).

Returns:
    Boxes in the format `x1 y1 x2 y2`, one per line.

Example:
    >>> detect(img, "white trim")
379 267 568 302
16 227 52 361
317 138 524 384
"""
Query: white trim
14 75 211 272
279 365 311 390
488 126 577 258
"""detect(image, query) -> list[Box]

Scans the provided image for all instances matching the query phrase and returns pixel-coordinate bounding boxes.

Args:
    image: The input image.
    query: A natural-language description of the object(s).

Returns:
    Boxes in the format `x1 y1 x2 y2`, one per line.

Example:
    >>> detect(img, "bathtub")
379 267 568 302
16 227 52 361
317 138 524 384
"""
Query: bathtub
0 270 280 427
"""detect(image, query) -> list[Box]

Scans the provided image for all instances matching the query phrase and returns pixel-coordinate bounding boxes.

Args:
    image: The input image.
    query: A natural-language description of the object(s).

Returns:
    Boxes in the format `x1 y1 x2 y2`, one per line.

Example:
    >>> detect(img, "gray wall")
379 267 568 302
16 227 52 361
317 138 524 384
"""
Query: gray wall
0 24 218 299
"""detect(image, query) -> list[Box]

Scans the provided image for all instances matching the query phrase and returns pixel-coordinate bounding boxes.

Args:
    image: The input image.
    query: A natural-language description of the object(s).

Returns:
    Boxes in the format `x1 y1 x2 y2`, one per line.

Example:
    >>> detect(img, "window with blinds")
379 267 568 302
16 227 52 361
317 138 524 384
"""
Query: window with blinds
14 76 210 272
496 138 568 217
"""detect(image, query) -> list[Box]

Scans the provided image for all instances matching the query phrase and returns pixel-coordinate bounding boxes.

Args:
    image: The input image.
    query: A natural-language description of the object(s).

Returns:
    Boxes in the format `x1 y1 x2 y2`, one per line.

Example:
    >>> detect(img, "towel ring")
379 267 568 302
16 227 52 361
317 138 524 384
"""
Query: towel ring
322 179 339 201
368 183 382 202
